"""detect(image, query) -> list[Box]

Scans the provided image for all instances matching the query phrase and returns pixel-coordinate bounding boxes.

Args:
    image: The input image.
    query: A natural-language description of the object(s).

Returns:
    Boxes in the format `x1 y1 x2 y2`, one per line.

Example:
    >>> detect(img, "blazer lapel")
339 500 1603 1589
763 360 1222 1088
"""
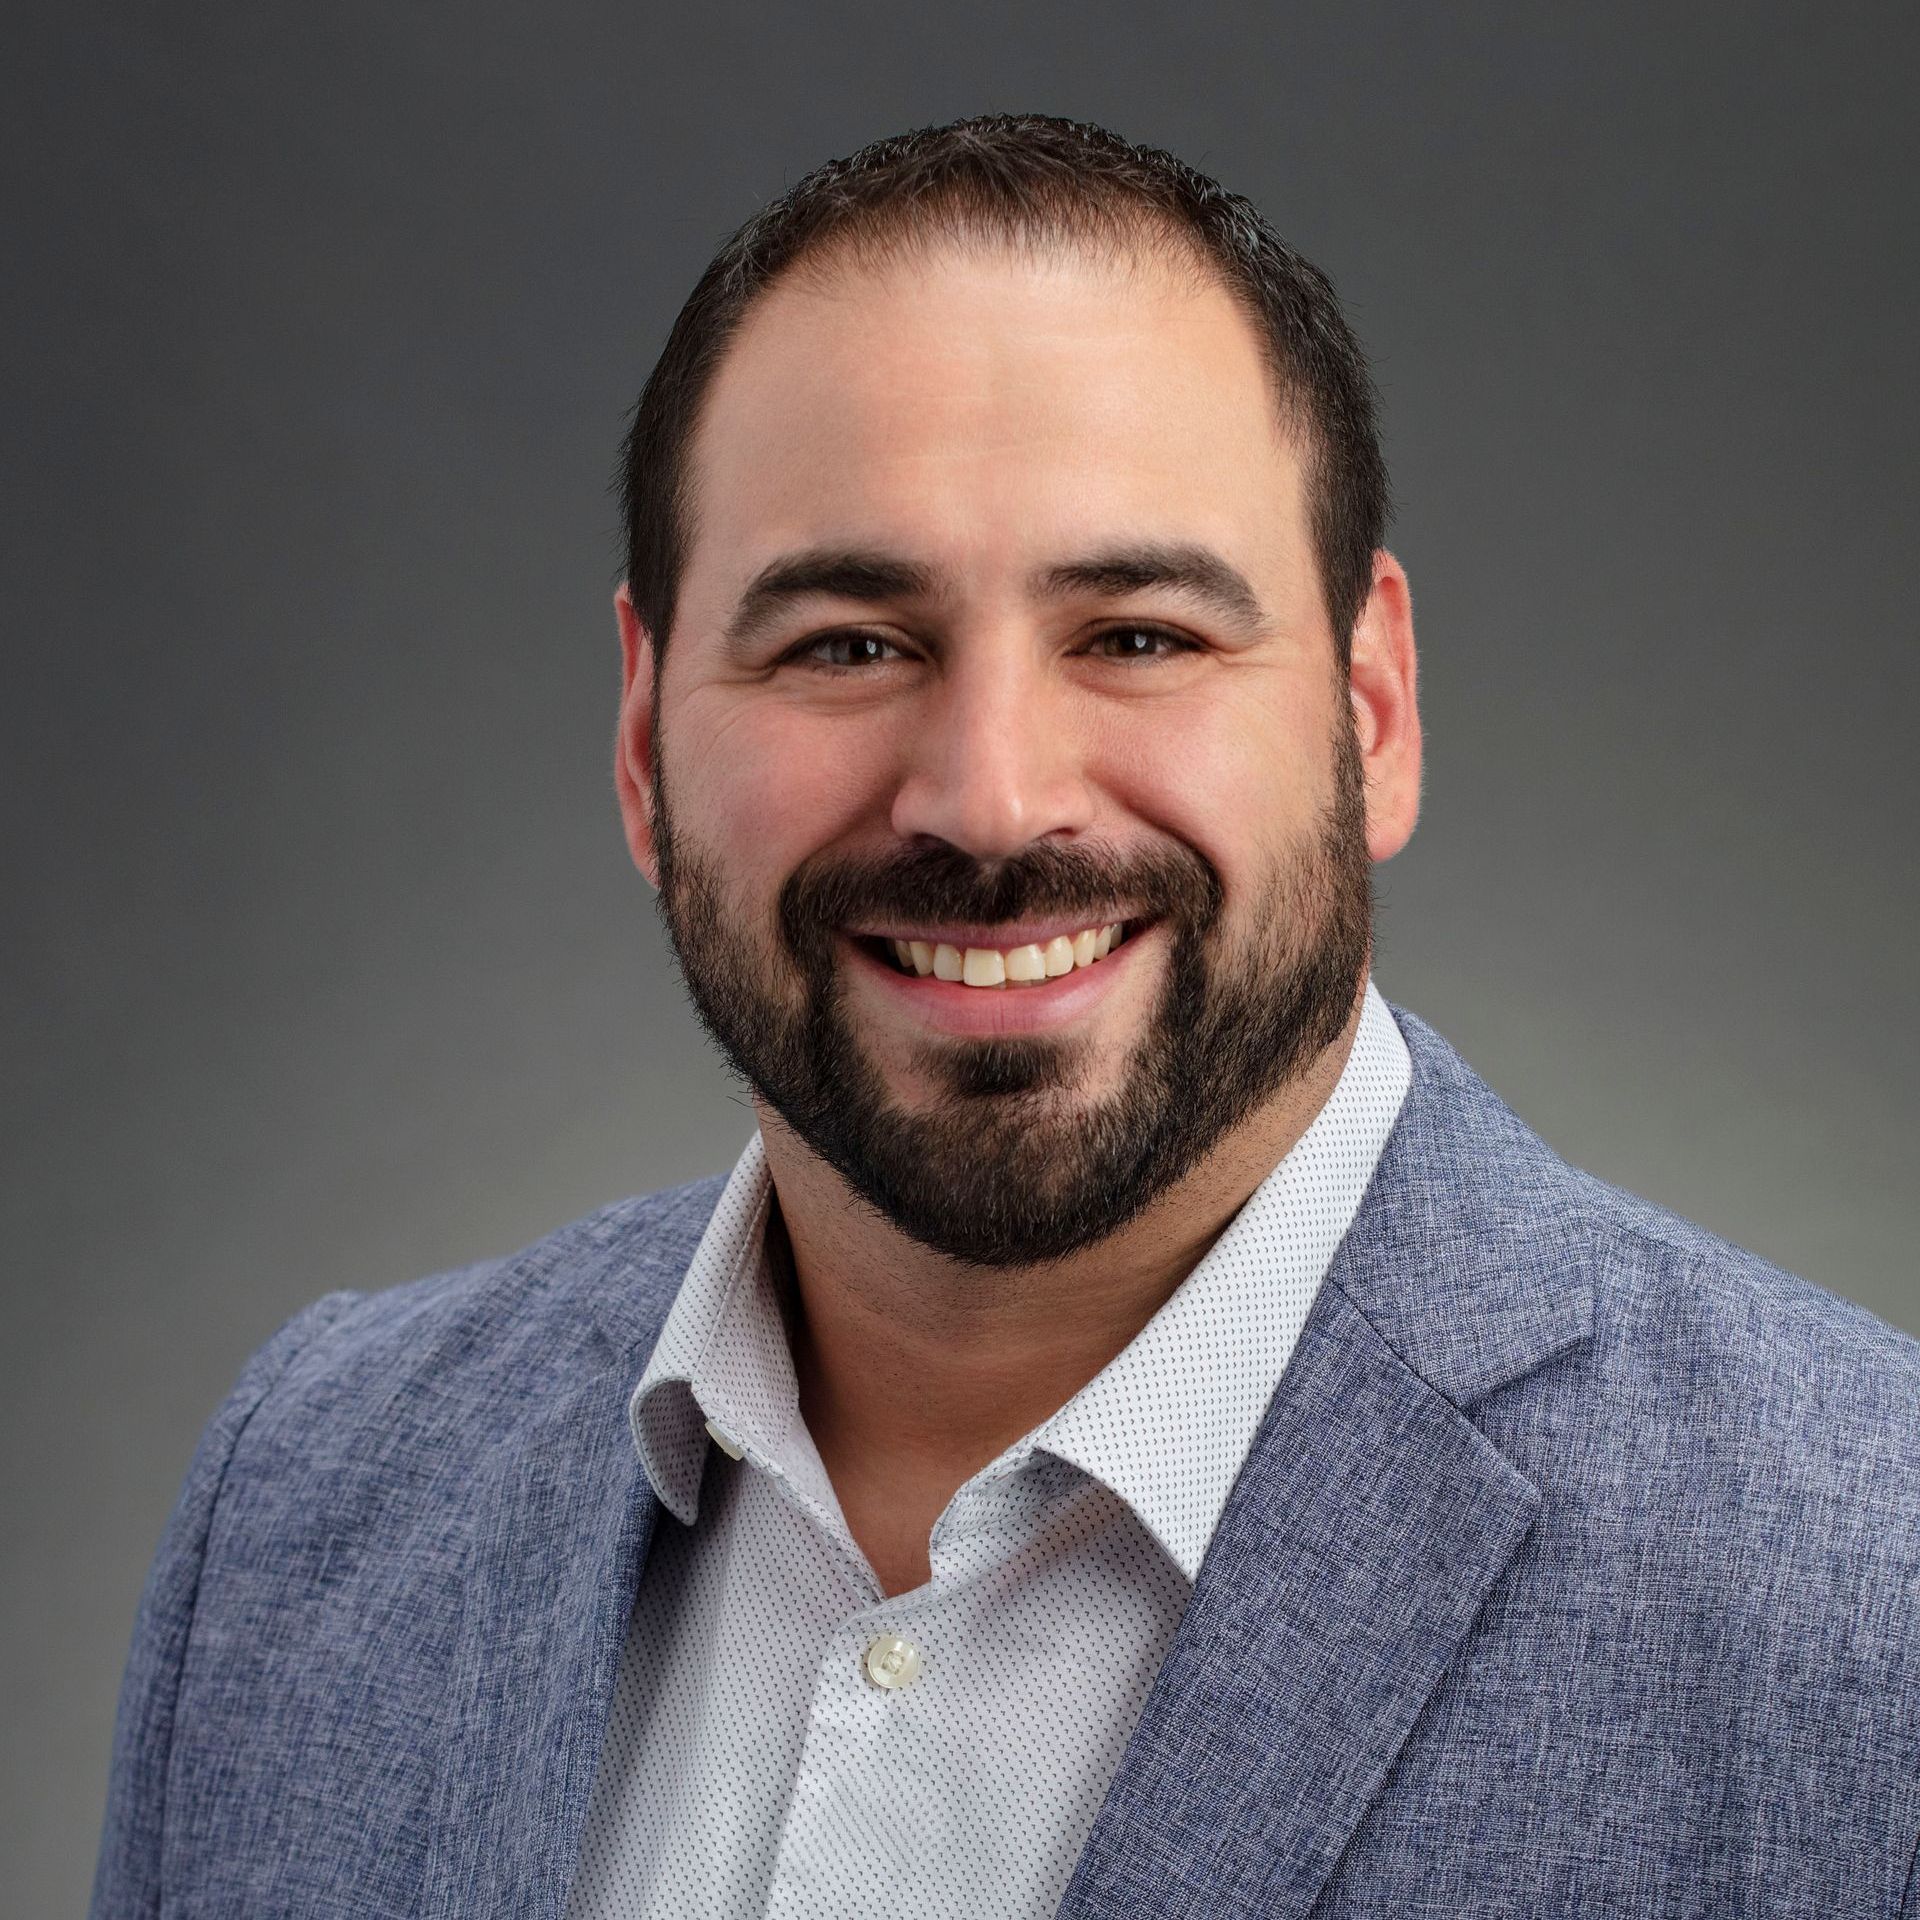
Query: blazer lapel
1058 1001 1597 1920
419 1357 658 1920
418 1180 725 1920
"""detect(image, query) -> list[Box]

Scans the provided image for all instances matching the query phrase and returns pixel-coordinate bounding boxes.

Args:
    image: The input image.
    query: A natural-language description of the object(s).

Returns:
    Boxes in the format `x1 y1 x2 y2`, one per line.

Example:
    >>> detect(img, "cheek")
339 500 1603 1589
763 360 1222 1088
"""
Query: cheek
1099 690 1326 880
671 693 884 880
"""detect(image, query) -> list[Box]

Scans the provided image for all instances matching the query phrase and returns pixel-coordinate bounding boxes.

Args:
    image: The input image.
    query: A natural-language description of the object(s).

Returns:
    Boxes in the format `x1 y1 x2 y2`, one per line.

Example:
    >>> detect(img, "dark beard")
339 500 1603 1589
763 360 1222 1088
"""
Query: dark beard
650 708 1373 1269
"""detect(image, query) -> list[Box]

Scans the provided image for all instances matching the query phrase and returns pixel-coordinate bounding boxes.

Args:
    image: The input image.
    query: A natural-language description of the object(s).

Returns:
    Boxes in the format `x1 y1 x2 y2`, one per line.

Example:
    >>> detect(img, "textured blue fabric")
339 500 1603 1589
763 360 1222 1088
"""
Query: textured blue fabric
89 1003 1920 1918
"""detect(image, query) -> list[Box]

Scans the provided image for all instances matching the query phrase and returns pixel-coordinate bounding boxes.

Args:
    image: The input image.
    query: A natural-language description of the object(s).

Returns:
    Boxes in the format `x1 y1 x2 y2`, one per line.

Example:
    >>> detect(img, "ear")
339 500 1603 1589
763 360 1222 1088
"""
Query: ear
1346 549 1422 863
613 582 662 889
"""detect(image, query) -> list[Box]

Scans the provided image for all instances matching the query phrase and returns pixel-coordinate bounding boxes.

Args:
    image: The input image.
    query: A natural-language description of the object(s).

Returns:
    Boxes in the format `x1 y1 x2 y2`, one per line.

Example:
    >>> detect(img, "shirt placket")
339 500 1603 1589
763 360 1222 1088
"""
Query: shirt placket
758 1454 1056 1919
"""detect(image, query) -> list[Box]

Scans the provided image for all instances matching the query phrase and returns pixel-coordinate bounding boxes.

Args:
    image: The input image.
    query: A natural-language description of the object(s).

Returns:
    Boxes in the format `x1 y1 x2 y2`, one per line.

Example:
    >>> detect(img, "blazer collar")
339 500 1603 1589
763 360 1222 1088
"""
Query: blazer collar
1055 999 1597 1918
1320 998 1597 1405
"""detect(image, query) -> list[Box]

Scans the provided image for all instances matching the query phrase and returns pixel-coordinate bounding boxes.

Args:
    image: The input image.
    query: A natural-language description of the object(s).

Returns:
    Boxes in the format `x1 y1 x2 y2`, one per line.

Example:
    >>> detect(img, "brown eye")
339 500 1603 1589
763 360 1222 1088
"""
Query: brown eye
799 631 903 669
1094 626 1199 660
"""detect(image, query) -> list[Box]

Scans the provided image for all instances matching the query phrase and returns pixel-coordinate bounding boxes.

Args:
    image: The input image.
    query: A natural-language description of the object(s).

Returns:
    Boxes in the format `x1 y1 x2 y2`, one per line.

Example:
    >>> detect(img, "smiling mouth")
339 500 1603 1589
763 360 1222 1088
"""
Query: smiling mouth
852 919 1137 988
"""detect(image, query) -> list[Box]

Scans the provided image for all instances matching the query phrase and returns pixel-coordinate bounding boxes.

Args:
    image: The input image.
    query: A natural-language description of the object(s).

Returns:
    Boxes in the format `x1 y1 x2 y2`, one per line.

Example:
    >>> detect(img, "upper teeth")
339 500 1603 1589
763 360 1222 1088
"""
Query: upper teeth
887 923 1125 987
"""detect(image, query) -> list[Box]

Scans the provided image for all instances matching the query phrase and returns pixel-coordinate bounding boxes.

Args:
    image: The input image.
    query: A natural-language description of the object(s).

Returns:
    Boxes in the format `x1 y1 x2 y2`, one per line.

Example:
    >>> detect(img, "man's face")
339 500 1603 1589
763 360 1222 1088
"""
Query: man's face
628 240 1391 1268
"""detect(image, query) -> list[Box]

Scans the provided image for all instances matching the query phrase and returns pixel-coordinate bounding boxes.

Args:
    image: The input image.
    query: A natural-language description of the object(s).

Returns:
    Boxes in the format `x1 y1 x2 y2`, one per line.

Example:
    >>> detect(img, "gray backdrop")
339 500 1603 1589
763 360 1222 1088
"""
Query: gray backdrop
6 1 1915 1905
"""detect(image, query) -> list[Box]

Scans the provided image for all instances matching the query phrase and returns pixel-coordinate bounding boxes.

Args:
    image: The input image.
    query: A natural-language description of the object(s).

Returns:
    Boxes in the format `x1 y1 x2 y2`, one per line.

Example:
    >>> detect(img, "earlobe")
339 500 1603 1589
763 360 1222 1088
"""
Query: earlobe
613 583 662 889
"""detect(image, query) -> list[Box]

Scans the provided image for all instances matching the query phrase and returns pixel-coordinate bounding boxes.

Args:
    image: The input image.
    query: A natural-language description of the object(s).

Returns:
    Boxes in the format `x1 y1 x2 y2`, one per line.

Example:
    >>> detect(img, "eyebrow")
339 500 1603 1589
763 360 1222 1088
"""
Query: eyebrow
1033 543 1268 632
719 539 1270 658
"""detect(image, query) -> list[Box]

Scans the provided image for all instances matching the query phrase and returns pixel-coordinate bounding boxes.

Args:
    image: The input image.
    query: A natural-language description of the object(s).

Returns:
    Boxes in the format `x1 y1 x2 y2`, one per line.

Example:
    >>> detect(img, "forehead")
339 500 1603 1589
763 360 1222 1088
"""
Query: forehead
679 238 1313 617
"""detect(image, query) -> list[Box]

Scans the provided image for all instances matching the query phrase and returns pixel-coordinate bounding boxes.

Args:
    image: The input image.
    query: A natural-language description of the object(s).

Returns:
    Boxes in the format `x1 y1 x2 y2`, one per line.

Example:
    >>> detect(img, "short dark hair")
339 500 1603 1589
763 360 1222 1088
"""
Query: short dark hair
618 112 1390 673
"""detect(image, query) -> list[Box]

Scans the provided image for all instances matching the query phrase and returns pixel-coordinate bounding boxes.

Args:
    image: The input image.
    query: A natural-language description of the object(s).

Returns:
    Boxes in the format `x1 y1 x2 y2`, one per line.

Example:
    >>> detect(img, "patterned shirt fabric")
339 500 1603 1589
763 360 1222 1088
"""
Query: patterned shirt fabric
563 976 1413 1920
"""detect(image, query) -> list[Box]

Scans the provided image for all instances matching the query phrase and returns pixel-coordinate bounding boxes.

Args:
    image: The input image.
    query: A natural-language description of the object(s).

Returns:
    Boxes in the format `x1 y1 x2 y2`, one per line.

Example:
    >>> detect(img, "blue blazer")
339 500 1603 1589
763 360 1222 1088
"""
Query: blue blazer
91 1003 1920 1917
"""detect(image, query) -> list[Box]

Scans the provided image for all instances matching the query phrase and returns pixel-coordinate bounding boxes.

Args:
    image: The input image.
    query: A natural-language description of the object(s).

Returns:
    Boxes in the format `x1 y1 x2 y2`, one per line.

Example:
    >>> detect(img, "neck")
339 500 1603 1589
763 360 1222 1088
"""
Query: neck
753 973 1370 1594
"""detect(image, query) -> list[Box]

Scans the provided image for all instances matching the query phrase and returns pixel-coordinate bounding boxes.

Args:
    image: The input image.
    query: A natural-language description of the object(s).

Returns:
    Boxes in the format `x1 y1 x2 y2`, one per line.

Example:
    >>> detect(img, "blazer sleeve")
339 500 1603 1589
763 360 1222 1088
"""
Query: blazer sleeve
86 1288 364 1920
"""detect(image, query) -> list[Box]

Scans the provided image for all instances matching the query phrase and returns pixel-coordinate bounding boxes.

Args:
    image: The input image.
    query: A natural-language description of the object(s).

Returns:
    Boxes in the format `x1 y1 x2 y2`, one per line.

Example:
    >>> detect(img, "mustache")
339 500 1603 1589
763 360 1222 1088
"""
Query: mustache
777 837 1223 965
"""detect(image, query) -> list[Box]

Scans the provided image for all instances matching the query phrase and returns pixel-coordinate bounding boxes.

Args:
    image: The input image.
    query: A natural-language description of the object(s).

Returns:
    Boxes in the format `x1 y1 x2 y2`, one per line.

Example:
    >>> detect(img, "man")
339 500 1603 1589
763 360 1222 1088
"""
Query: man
92 113 1919 1919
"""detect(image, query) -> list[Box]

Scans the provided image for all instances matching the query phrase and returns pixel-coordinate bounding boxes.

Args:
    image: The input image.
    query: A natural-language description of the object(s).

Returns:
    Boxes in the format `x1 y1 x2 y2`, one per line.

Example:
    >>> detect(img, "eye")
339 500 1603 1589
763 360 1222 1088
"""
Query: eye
1088 625 1203 662
788 630 907 671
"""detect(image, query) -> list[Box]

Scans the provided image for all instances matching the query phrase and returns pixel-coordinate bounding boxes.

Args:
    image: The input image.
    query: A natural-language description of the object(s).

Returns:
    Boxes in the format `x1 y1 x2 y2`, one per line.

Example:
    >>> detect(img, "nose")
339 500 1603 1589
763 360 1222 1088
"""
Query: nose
887 630 1097 858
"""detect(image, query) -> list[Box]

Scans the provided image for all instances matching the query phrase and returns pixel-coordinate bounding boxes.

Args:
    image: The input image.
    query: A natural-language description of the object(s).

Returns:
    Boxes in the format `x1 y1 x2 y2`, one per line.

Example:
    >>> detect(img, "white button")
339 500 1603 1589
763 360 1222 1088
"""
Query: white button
863 1633 922 1690
703 1417 745 1460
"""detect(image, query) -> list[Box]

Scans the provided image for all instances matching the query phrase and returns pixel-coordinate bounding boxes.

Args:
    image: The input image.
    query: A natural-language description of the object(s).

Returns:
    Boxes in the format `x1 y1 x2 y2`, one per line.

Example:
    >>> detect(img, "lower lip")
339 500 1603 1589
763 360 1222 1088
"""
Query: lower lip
842 926 1152 1038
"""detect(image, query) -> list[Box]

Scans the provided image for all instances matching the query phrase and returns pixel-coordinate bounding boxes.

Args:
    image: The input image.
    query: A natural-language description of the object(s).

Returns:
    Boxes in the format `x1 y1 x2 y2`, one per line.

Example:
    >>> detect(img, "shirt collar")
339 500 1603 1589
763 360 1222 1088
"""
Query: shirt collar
1022 977 1410 1575
630 977 1411 1574
628 1129 828 1525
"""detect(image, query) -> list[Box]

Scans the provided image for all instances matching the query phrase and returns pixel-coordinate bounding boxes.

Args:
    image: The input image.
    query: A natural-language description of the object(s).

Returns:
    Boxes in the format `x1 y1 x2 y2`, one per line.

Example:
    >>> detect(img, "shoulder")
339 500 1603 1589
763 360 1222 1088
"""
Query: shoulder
1572 1161 1920 1470
1587 1174 1920 1619
1385 998 1920 1480
1471 1127 1920 1687
1539 1150 1918 1530
1504 1138 1920 1515
230 1171 730 1462
1382 998 1920 1627
1515 1175 1920 1829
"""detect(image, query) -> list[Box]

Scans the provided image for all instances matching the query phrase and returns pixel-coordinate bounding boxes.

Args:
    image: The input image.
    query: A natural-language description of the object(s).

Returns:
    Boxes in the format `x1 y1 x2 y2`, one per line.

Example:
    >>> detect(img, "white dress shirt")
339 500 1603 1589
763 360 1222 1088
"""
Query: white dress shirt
564 977 1412 1920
